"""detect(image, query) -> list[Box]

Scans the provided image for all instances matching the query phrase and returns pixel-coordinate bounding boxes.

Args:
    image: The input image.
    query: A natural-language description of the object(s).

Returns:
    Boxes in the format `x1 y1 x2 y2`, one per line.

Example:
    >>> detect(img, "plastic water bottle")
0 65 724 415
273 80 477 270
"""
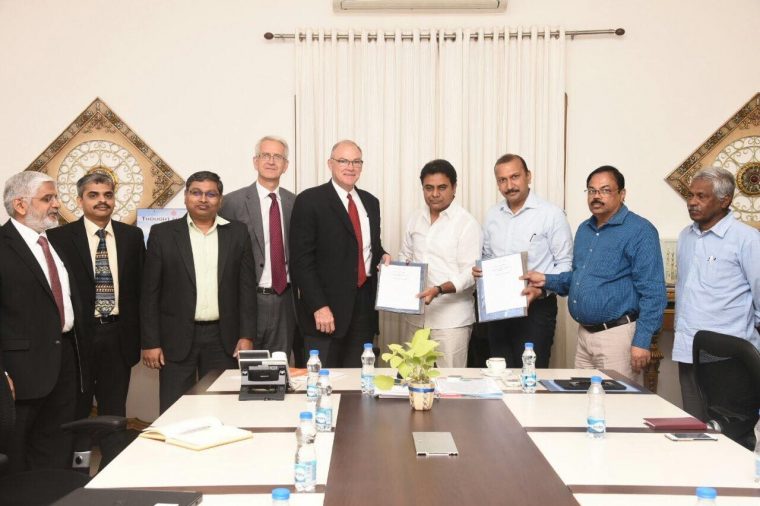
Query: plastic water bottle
272 487 290 504
754 409 760 483
521 342 537 393
306 349 321 412
586 376 606 439
361 343 376 395
695 487 717 504
294 411 317 492
315 369 333 432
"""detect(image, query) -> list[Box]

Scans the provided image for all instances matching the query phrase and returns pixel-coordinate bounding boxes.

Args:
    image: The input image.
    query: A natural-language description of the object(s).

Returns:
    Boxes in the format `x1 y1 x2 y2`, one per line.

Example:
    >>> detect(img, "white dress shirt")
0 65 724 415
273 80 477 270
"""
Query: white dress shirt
83 217 120 316
331 179 372 277
256 183 289 288
187 214 229 321
398 202 482 329
11 218 75 331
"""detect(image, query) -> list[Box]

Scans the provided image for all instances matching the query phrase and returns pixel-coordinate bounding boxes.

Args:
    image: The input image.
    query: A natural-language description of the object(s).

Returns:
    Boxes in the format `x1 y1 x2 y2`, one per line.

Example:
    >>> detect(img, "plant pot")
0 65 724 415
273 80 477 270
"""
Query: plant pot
408 382 435 411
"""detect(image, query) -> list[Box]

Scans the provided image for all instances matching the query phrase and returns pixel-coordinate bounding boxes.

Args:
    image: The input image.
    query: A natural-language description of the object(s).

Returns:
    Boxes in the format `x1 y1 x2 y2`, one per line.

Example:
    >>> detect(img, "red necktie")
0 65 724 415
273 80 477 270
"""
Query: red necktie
37 236 65 329
347 194 367 288
269 193 287 295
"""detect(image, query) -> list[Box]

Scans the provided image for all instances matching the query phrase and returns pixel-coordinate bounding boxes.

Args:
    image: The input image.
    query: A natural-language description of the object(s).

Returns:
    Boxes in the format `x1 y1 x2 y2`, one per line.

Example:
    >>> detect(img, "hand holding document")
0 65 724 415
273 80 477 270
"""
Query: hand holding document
375 261 427 314
476 252 528 322
140 416 252 451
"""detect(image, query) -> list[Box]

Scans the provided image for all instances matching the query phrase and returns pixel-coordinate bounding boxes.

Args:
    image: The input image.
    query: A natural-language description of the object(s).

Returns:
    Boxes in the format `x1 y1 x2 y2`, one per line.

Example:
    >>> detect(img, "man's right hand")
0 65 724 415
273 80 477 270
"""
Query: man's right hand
472 266 483 279
5 372 14 400
314 306 335 335
142 348 165 369
521 271 546 288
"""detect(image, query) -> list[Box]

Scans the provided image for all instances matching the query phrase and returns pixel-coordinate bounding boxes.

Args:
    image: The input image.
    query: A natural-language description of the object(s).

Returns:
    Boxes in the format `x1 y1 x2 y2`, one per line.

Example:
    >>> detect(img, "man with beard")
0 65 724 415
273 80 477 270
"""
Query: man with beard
0 171 86 471
48 173 145 426
673 167 760 419
523 166 667 381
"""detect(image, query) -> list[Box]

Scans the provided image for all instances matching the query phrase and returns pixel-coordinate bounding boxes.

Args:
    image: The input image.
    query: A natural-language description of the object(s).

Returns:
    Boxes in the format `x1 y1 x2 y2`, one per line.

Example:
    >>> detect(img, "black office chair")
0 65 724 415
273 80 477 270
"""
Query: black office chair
692 330 760 450
0 371 129 506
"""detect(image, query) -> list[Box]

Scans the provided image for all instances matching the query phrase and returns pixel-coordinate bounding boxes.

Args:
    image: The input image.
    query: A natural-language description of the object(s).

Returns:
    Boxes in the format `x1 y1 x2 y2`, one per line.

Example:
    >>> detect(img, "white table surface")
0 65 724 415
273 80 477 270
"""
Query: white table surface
200 494 325 505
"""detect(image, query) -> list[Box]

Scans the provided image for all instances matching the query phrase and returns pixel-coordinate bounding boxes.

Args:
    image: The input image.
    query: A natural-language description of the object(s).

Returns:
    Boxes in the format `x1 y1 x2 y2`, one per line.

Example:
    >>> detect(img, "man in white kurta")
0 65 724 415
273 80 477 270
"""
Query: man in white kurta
398 159 482 367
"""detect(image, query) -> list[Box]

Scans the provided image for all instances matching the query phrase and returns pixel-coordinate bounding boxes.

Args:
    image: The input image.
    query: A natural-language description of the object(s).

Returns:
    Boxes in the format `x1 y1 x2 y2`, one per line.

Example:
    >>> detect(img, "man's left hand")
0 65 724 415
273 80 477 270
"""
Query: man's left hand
417 286 439 305
630 346 651 373
234 338 254 358
377 253 392 270
522 286 542 305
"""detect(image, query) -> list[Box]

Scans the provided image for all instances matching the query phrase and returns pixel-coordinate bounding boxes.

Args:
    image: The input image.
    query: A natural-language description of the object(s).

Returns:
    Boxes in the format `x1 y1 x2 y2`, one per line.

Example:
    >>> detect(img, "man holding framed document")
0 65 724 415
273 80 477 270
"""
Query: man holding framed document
396 160 481 367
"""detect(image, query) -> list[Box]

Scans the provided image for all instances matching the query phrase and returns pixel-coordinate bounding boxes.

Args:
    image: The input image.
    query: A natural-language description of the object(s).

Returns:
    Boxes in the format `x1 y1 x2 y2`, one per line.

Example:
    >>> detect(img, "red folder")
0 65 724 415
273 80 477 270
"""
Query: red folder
643 417 707 430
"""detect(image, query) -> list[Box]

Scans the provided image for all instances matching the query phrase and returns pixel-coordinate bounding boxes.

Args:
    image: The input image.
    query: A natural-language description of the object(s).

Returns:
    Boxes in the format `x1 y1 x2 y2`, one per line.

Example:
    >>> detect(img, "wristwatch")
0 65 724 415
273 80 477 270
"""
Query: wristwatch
435 285 444 297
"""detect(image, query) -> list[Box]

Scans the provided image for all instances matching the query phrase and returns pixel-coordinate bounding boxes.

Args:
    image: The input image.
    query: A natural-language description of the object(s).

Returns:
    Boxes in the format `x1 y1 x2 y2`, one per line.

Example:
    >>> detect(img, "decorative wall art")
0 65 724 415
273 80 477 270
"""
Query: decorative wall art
666 93 760 229
25 98 185 225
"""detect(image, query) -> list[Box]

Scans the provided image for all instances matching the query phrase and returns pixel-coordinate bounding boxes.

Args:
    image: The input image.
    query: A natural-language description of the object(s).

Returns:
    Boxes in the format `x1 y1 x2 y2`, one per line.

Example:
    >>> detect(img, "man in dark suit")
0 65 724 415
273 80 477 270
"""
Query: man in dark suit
141 171 256 413
48 173 144 421
290 140 389 367
0 171 86 472
220 136 297 357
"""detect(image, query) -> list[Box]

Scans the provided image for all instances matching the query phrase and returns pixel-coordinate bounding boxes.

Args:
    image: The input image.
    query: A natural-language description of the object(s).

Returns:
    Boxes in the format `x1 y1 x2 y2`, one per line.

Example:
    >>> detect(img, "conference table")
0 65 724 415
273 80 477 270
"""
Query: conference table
87 368 760 505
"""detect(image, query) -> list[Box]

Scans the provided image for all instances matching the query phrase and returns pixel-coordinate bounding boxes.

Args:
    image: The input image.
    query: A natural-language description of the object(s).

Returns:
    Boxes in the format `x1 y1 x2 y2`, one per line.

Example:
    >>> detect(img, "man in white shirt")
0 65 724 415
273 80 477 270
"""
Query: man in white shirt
399 159 481 367
475 154 573 368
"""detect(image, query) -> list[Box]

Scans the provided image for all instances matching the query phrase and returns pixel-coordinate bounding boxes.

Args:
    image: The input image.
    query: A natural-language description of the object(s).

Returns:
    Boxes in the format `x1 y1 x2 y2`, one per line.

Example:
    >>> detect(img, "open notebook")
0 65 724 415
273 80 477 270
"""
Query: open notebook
140 416 252 451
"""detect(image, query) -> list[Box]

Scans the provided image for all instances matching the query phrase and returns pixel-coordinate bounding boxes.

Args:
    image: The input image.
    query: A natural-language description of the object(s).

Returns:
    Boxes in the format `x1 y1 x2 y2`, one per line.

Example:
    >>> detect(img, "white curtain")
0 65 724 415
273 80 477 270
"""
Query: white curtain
295 27 566 351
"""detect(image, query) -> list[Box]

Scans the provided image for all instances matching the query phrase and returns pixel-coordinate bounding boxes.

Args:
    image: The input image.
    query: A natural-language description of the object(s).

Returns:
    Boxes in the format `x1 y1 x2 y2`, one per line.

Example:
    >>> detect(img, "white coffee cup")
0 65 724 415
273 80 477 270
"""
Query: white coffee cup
486 357 507 374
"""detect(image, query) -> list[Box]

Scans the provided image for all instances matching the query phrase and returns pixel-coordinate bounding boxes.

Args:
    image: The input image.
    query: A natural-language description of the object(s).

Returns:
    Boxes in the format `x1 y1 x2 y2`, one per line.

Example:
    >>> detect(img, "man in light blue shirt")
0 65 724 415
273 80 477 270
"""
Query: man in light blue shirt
674 166 760 420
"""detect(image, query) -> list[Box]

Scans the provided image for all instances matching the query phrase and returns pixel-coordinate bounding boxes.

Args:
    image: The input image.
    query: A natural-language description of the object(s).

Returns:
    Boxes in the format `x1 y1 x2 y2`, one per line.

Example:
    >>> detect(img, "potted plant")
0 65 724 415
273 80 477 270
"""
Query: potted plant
374 328 442 411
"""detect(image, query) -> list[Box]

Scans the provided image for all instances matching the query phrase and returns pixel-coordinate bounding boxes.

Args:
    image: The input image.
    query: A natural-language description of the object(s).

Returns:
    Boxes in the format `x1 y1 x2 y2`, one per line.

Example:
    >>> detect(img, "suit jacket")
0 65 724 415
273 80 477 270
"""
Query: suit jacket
140 216 256 361
219 182 296 285
48 218 145 368
289 182 385 340
0 220 87 400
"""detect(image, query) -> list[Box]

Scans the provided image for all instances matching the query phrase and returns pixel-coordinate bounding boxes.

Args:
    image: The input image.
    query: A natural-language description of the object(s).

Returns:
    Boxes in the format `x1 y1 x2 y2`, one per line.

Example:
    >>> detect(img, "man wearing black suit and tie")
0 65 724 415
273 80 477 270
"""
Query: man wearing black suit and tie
141 171 256 413
0 171 86 472
220 136 296 357
290 140 390 367
48 173 145 421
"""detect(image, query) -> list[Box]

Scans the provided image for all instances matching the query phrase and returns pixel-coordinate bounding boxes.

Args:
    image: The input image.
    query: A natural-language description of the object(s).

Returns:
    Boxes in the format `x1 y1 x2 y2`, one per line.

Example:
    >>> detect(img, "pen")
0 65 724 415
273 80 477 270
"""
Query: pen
529 233 536 242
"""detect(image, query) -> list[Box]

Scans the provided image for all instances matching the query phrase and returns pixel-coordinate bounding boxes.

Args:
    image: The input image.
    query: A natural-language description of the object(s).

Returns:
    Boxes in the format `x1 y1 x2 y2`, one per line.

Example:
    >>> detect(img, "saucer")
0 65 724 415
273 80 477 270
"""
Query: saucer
480 368 506 378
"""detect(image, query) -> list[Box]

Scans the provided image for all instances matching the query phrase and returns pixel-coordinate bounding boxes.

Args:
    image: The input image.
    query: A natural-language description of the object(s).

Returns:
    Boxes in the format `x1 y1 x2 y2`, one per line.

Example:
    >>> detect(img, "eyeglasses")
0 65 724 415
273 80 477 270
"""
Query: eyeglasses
257 153 287 163
187 189 221 200
31 195 60 203
585 188 619 197
331 158 364 168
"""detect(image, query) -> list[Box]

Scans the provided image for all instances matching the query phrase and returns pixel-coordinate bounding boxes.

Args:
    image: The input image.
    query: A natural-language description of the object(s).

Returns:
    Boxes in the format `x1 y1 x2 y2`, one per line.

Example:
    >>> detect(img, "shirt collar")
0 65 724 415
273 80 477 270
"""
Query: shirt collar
427 201 460 223
588 204 629 230
186 213 229 233
689 211 733 238
10 217 46 242
331 179 358 202
499 189 536 216
83 216 114 237
255 182 280 202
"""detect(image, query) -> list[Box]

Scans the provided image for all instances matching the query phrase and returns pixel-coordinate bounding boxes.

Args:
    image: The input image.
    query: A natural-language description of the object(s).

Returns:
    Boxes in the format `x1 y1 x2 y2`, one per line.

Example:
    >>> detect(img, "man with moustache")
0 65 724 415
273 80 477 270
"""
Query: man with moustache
523 166 667 381
220 136 296 357
673 167 760 419
48 173 145 425
473 154 573 368
141 171 256 413
290 140 390 367
399 159 481 367
0 171 86 471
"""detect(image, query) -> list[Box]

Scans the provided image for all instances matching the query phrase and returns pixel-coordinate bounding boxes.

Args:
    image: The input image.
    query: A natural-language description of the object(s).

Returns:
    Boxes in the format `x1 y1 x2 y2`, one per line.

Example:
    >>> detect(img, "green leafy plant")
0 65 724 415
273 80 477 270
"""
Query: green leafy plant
374 328 443 390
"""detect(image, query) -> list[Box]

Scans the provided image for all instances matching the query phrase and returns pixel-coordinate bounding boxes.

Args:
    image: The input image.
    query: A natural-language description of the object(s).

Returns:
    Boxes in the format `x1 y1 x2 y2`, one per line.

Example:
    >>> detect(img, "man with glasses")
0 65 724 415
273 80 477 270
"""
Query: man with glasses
473 154 573 368
290 140 390 367
523 166 666 381
141 171 256 413
220 136 296 359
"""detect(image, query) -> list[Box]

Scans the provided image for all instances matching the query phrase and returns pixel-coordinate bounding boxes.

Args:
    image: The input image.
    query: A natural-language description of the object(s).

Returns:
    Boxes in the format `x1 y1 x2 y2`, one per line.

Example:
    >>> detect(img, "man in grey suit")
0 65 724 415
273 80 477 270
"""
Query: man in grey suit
220 136 296 357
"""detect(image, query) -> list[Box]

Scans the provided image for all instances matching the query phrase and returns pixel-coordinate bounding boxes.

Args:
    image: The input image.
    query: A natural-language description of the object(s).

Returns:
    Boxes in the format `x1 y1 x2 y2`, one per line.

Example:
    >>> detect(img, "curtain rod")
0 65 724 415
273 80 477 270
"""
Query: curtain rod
264 28 625 42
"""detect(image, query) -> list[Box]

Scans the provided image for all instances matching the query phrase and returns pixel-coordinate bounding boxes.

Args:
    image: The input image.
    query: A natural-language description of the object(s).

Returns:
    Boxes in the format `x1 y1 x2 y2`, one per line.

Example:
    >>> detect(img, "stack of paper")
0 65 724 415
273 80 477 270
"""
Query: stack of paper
435 378 503 399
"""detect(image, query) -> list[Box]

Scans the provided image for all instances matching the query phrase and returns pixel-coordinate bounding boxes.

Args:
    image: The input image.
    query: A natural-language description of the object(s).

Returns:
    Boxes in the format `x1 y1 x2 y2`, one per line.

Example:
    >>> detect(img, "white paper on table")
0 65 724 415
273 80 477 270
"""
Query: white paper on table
436 378 503 397
481 254 527 314
375 263 425 313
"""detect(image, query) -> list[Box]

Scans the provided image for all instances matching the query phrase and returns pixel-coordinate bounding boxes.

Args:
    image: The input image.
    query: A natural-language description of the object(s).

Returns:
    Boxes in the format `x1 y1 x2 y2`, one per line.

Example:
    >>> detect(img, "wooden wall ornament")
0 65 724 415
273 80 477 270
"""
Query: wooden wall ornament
666 93 760 229
25 98 184 225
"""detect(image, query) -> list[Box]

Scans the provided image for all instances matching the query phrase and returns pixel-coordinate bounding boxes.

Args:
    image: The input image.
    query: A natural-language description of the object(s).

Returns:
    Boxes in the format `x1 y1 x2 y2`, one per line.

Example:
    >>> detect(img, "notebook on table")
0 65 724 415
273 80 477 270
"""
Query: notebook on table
643 417 708 430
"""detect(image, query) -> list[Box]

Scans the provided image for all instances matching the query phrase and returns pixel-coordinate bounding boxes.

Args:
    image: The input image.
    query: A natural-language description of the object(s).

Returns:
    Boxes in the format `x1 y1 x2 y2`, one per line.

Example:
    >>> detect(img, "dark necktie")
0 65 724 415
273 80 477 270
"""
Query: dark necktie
37 236 65 329
347 194 367 288
94 229 115 316
269 193 287 295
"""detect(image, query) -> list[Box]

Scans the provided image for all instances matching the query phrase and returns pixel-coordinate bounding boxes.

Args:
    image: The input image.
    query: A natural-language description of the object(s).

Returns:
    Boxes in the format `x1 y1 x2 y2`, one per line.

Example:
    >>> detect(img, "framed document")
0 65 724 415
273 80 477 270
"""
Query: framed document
375 262 427 315
476 252 528 322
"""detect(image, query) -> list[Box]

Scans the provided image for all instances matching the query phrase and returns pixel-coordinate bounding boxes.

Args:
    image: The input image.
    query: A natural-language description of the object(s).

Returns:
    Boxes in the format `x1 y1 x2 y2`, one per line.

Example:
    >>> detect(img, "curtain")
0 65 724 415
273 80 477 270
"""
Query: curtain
295 27 567 354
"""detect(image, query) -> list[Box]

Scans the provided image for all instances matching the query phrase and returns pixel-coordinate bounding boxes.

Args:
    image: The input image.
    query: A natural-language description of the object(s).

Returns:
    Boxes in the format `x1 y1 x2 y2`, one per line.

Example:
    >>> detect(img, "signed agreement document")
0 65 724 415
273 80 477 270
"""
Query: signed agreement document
375 262 427 314
476 252 528 322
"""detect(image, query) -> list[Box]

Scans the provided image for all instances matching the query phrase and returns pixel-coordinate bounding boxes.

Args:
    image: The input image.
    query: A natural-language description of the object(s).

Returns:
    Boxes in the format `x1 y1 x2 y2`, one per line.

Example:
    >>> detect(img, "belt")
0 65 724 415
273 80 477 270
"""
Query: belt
581 313 638 333
256 284 289 295
94 314 120 325
194 320 219 326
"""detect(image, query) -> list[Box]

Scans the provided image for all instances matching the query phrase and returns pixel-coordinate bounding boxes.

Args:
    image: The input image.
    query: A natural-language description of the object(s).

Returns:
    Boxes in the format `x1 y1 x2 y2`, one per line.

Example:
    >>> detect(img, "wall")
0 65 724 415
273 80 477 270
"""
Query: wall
1 0 757 419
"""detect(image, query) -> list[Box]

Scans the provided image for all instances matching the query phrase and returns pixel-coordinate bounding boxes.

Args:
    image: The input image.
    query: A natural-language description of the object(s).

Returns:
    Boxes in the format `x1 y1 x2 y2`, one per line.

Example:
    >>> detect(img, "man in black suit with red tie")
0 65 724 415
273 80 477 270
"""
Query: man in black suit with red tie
48 173 145 421
0 171 86 472
290 140 389 367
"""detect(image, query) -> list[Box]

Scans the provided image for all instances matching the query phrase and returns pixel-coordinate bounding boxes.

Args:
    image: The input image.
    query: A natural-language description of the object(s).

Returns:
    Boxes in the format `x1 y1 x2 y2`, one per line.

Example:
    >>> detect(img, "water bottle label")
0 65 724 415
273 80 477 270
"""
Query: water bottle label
361 374 374 391
521 373 537 388
755 455 760 477
306 384 318 400
587 417 606 434
316 407 332 429
294 462 307 484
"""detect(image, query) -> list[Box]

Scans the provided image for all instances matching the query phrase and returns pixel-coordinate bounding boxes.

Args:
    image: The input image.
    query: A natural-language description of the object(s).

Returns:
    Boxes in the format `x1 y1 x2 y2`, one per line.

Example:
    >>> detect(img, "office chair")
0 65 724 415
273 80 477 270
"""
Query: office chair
0 371 128 506
692 330 760 450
